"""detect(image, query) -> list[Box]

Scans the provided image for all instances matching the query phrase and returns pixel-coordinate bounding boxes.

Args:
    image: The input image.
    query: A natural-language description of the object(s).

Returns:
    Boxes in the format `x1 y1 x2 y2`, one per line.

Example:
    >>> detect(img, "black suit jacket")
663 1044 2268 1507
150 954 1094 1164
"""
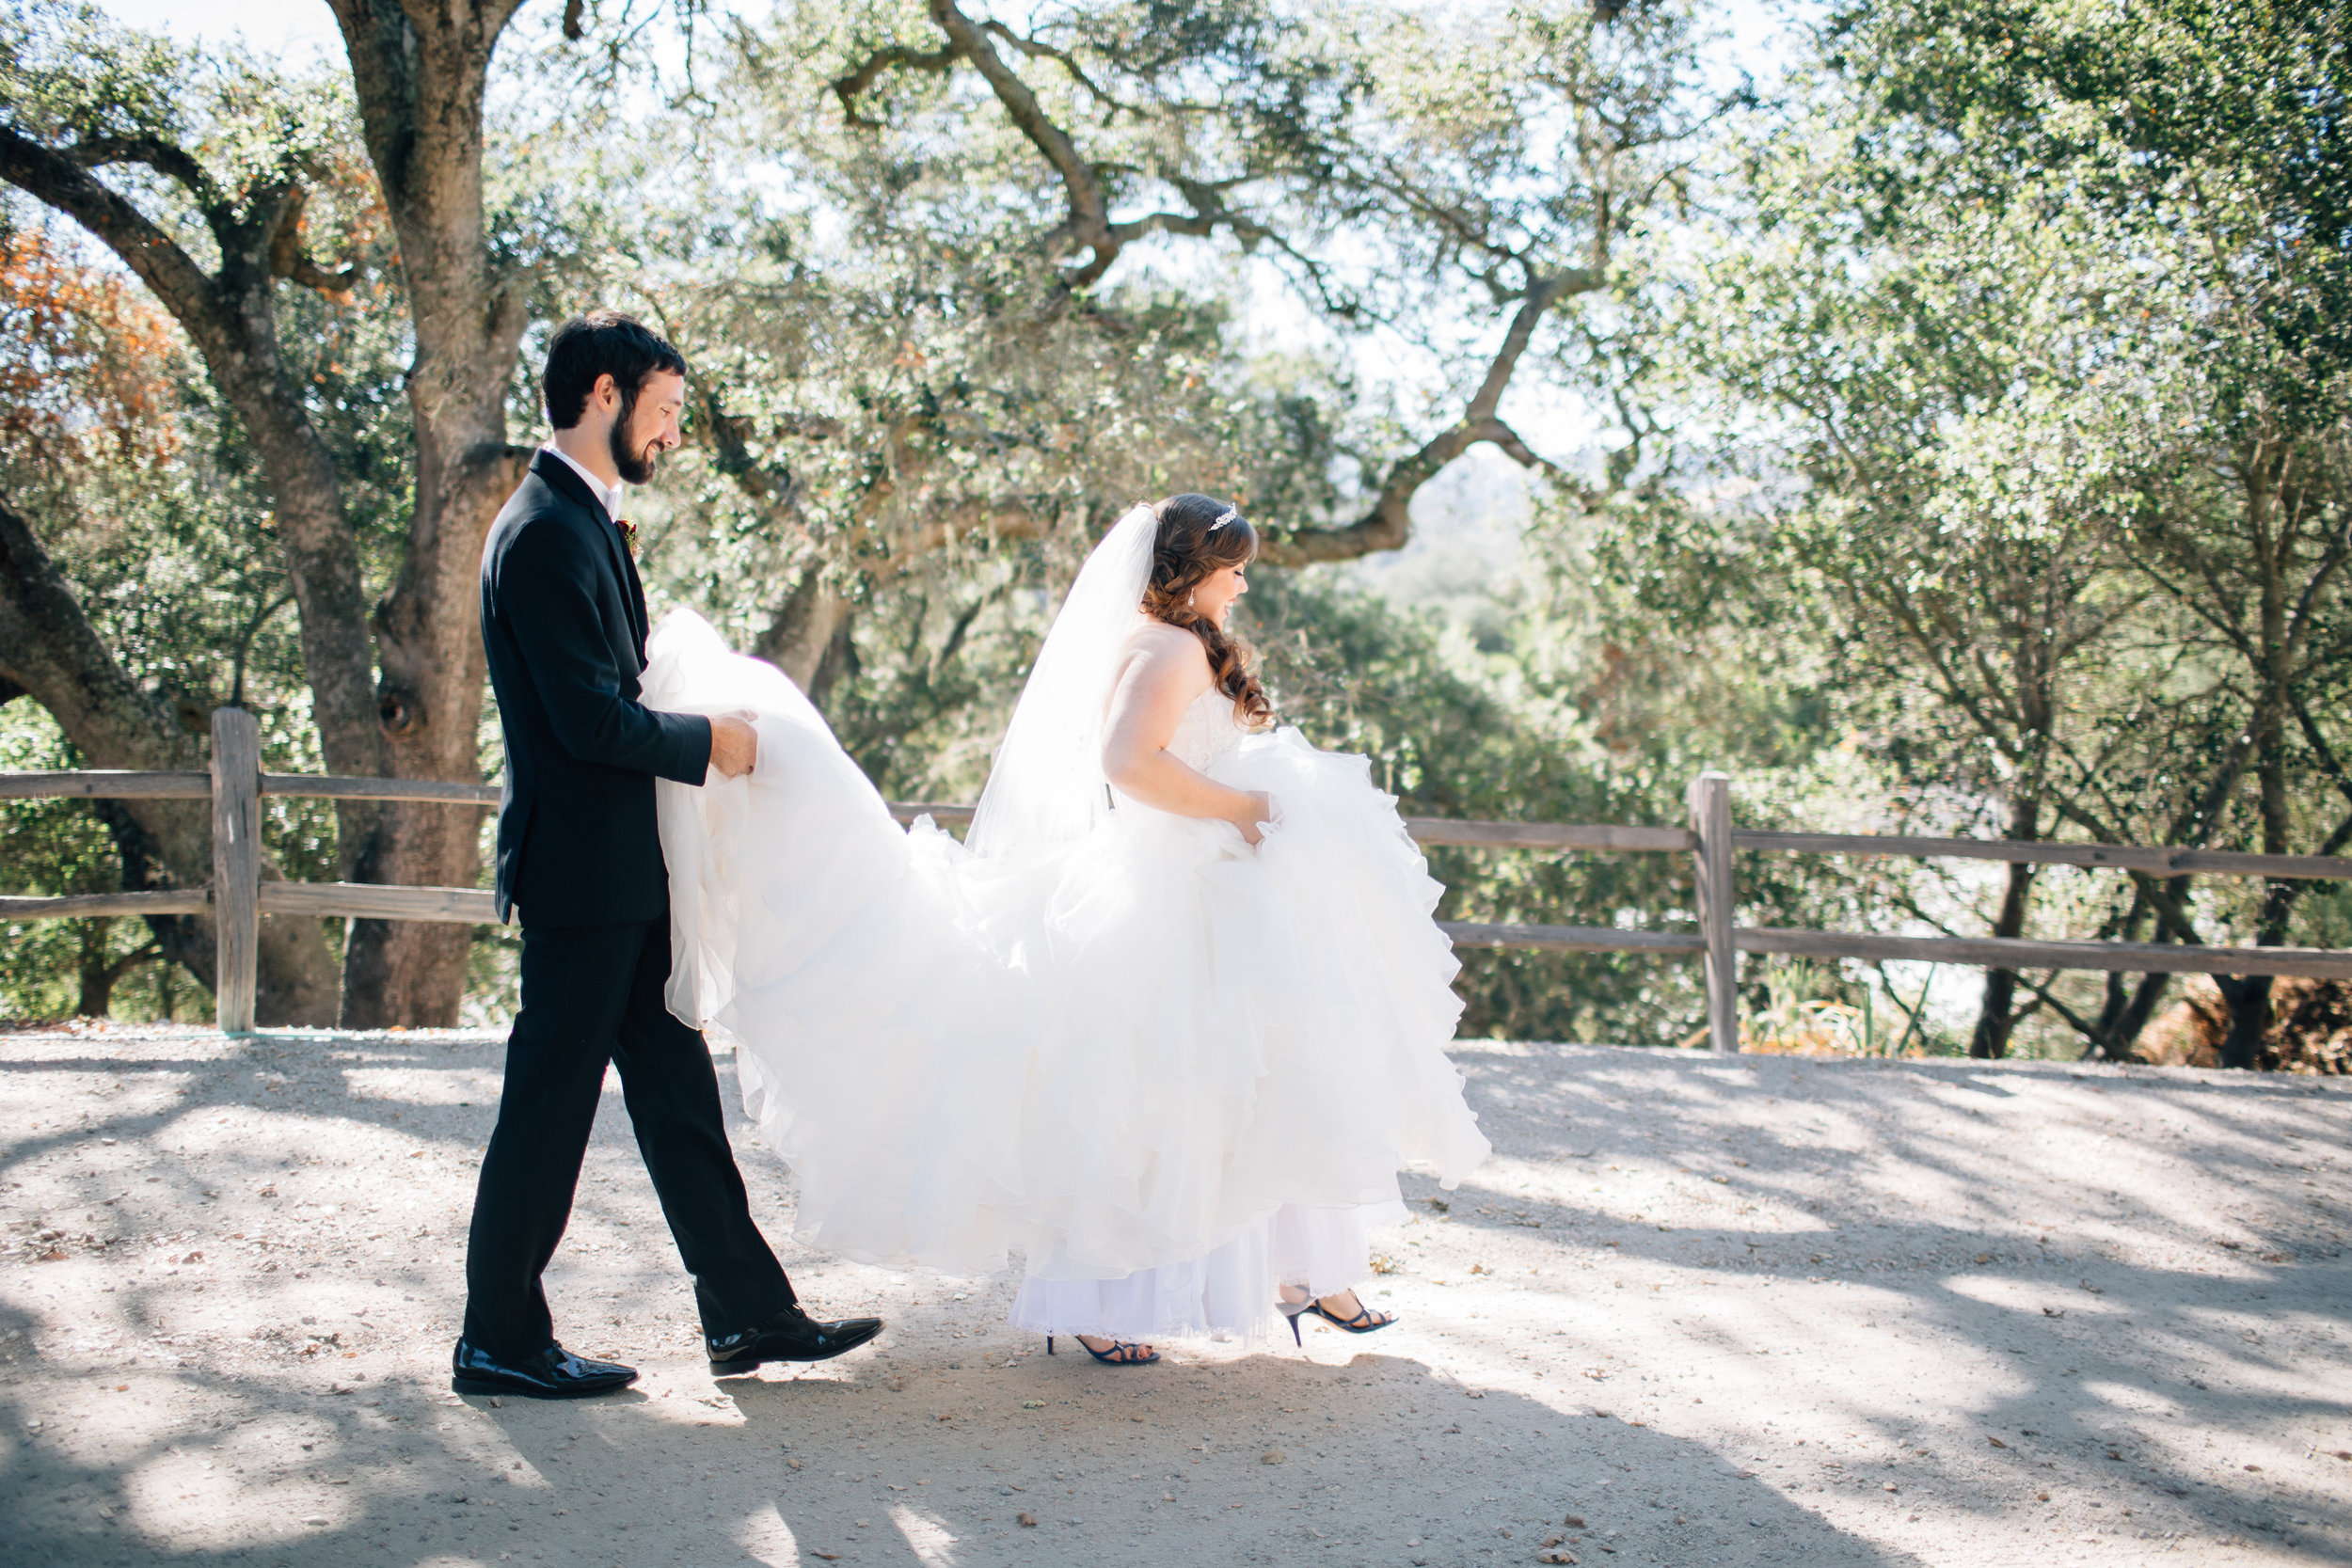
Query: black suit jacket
481 451 711 927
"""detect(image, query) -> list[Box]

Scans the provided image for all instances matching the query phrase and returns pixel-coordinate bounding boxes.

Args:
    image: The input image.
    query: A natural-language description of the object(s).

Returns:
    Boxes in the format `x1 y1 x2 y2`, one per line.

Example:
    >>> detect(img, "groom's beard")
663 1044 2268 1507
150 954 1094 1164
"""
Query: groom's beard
609 396 660 485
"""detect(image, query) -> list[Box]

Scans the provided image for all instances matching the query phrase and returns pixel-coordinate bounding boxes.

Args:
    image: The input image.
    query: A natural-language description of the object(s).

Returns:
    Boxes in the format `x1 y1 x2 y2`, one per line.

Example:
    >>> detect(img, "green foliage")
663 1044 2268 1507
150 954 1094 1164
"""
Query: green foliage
1243 532 1873 1044
0 1 364 250
3 0 2345 1063
0 703 197 1022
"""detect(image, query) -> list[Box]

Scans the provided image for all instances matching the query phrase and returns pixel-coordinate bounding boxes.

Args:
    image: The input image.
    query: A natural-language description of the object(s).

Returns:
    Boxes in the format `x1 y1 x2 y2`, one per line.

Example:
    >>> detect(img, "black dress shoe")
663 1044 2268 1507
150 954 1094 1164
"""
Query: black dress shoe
706 1307 883 1373
451 1337 638 1399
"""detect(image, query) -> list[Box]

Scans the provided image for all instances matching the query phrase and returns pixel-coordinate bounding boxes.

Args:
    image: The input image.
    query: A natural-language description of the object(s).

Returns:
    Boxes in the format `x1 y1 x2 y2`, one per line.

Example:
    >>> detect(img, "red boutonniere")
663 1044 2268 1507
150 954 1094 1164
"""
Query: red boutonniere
616 518 639 558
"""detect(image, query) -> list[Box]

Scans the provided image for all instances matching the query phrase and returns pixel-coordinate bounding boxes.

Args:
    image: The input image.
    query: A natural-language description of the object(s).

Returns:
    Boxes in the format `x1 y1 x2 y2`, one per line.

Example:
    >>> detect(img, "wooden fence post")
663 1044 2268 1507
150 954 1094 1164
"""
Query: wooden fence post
1687 770 1739 1053
210 707 262 1034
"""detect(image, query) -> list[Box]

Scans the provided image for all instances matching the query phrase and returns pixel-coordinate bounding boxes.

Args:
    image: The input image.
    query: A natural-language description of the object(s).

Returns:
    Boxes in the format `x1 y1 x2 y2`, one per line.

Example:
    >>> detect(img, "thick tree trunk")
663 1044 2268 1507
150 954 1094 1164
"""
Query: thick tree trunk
755 573 859 693
215 297 387 790
1971 963 2020 1059
329 0 532 1027
2215 974 2274 1070
1969 794 2041 1059
2089 971 2172 1061
73 918 155 1019
2212 449 2315 1068
88 797 211 997
0 491 341 1023
1969 861 2036 1059
806 616 861 710
339 432 529 1027
2082 886 2177 1061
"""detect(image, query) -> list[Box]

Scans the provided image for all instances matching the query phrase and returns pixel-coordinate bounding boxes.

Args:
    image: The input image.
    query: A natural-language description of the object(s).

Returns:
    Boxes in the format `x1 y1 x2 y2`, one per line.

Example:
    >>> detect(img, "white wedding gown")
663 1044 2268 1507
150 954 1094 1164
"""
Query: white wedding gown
642 591 1488 1343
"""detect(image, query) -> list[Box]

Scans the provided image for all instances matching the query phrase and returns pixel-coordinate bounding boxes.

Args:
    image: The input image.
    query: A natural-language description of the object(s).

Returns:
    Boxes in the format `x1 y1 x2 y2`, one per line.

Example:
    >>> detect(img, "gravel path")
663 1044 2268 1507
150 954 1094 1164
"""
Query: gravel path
2 1024 2346 1567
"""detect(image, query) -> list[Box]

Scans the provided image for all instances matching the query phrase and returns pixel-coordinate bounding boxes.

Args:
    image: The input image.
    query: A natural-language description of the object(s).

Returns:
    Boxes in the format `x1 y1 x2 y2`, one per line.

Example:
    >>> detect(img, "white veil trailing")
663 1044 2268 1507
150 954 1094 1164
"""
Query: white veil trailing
965 502 1159 861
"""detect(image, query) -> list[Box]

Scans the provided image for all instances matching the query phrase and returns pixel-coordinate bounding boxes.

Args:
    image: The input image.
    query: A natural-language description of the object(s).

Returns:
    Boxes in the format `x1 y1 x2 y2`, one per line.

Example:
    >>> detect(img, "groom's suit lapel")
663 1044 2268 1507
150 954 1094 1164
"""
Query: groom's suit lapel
614 531 651 660
529 451 650 657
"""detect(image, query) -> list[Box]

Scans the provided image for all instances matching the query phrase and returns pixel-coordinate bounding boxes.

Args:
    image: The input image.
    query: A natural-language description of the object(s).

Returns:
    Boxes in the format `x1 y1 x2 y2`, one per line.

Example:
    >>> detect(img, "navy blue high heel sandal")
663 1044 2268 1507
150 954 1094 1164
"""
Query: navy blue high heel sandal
1279 1292 1397 1343
1046 1335 1160 1365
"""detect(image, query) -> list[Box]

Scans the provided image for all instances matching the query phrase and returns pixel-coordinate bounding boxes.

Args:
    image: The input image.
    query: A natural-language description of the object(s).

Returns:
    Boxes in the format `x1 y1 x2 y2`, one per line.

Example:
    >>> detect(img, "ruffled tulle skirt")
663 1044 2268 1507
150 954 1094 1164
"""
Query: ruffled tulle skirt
1009 1200 1406 1345
641 610 1487 1339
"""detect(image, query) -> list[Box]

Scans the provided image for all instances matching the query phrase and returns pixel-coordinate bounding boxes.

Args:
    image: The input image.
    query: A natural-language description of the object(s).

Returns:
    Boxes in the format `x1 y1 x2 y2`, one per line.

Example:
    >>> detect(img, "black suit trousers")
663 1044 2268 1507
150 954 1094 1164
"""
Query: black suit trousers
461 915 795 1358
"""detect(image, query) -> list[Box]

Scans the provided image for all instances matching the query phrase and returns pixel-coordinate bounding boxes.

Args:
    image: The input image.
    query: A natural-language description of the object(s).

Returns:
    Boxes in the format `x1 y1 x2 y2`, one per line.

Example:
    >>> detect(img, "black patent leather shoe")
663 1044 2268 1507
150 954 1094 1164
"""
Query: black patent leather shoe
450 1337 638 1399
706 1307 883 1373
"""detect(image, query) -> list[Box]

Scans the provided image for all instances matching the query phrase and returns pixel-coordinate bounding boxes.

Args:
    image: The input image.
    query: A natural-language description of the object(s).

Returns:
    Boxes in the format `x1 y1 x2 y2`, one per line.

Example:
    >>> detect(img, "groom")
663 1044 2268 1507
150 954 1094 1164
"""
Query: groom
455 310 881 1398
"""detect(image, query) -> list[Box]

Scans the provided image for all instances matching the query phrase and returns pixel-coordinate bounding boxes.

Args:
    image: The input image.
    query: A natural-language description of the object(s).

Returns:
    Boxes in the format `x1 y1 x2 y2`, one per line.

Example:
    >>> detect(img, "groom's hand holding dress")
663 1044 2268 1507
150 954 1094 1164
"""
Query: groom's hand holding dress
707 714 758 778
452 311 877 1400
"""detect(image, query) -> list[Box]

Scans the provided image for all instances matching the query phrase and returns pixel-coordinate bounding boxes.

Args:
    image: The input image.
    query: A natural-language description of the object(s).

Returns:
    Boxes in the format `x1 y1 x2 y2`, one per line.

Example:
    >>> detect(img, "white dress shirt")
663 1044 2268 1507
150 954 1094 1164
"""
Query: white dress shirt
539 442 628 527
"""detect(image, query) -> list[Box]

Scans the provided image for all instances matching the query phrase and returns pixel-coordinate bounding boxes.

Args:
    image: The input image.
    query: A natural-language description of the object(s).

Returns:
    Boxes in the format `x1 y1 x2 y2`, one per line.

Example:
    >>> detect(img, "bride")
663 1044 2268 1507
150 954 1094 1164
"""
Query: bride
643 494 1488 1364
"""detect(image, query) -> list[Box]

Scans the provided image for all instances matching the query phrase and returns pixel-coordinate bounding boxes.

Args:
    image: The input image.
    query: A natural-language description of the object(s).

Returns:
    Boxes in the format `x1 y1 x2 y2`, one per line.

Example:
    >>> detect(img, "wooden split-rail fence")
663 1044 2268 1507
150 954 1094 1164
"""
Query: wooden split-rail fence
6 709 2352 1043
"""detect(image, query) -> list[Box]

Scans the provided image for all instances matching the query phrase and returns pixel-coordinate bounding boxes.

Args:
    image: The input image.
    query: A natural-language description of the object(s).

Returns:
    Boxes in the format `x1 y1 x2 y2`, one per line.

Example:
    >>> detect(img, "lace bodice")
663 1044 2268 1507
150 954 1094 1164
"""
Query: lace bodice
1168 687 1244 770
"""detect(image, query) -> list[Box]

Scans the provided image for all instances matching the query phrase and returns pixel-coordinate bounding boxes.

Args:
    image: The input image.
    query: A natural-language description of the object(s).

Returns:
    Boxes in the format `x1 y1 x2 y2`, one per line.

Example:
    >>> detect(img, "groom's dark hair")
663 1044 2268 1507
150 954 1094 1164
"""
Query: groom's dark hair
543 310 688 430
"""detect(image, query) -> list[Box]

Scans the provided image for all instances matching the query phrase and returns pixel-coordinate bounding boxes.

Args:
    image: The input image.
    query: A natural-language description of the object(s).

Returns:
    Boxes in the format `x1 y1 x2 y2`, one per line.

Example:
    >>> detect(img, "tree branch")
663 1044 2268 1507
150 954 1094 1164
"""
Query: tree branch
268 186 359 294
2292 690 2352 812
0 126 227 335
1259 273 1596 565
926 0 1120 284
66 132 225 208
978 20 1135 115
2004 965 2113 1047
831 39 962 126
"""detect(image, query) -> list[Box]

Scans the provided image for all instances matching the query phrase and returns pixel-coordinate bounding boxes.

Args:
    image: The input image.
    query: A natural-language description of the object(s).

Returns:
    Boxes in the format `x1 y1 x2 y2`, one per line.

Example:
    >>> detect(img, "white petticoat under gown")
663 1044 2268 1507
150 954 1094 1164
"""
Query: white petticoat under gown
643 610 1488 1344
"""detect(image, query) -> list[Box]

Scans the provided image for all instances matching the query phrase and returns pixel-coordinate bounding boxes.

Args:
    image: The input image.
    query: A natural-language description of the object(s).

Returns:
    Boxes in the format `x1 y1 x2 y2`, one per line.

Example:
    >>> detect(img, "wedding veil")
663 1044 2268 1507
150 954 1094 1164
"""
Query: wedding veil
965 502 1159 861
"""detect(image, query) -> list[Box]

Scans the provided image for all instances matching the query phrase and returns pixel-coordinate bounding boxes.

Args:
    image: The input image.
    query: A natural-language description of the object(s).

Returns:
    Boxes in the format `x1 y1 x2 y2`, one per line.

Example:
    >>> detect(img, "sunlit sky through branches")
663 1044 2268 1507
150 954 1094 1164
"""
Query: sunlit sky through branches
89 0 1810 584
104 0 1799 77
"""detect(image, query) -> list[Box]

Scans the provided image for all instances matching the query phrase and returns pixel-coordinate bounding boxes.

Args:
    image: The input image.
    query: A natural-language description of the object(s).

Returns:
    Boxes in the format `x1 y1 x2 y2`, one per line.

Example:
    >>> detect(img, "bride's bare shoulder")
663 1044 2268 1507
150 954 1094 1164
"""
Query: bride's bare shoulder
1112 619 1213 699
1118 618 1209 667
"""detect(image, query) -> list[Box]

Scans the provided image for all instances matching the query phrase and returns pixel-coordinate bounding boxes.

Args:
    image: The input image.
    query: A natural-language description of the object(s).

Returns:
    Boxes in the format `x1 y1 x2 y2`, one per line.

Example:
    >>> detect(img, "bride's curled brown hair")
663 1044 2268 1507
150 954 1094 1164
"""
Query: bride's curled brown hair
1144 493 1275 730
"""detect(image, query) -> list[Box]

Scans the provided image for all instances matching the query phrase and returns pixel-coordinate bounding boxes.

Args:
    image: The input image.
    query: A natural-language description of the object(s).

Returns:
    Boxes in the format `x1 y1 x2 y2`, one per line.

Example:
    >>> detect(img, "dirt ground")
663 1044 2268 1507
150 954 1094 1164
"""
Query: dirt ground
2 1023 2346 1568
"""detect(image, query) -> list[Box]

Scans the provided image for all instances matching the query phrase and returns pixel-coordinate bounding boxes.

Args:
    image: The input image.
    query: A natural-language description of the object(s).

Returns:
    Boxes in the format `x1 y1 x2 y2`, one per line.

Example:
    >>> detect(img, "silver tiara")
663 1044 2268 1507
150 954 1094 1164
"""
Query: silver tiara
1208 506 1241 532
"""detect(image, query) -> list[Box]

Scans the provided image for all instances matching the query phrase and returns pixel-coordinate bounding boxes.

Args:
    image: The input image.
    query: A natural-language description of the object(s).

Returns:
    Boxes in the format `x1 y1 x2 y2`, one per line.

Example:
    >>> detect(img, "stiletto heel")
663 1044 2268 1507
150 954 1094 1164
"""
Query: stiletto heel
1279 1297 1310 1346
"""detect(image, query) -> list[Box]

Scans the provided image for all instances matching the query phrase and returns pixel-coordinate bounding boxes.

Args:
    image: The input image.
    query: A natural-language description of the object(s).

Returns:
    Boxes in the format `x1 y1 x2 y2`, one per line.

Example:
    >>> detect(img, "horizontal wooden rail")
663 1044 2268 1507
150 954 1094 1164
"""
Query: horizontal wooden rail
258 882 497 924
1442 921 1705 955
0 769 502 805
1439 922 2352 978
11 767 2342 879
13 730 2352 1044
3 884 495 924
0 770 212 800
13 890 2345 979
1413 819 1695 852
886 807 1699 852
262 774 501 806
1735 830 2352 881
888 802 976 827
1736 927 2352 980
0 889 211 919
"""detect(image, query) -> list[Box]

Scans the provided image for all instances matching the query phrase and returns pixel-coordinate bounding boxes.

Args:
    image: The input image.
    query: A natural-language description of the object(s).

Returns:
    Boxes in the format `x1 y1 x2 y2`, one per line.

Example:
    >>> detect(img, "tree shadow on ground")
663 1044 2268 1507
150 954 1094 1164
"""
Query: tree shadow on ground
0 1345 1921 1566
7 1031 2344 1563
1426 1044 2352 1556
